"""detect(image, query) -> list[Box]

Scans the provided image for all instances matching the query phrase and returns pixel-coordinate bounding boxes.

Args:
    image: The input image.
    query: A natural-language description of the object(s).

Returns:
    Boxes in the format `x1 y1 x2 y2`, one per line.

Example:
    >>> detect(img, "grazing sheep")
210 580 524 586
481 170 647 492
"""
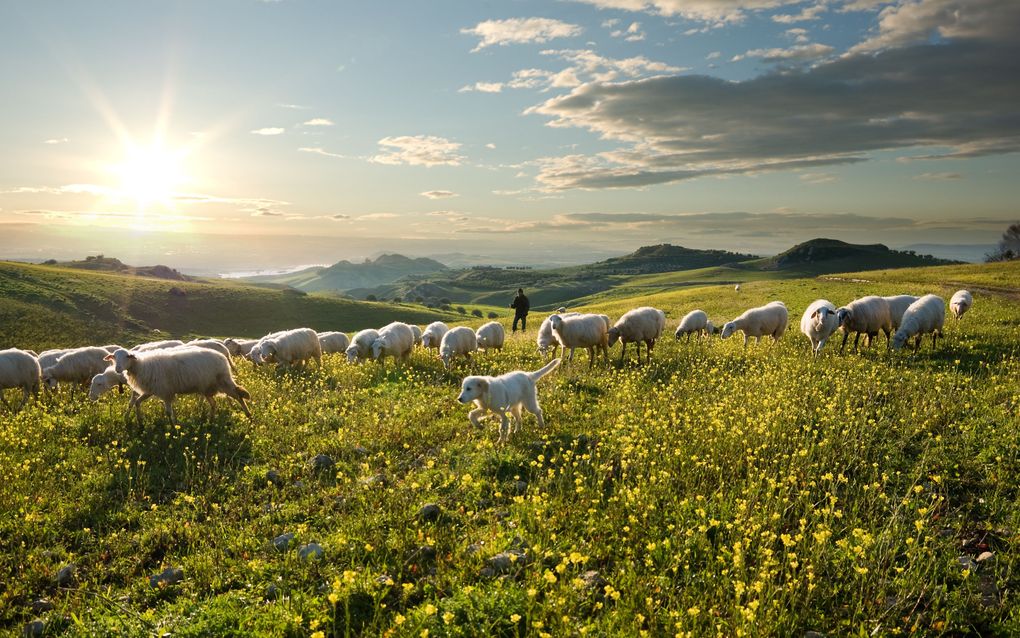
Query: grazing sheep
346 329 380 364
950 290 973 320
36 348 72 372
107 347 252 425
549 313 610 369
131 339 185 352
42 346 112 394
410 325 423 347
734 283 741 293
608 307 666 364
421 322 449 352
247 330 289 365
475 321 506 353
537 312 579 359
256 328 322 369
800 299 840 357
457 358 561 443
720 301 789 347
371 322 416 365
224 338 259 357
187 339 236 371
317 331 351 355
674 310 714 342
891 294 946 351
0 348 41 411
88 365 128 401
439 326 478 369
883 295 920 330
836 296 893 353
101 344 124 354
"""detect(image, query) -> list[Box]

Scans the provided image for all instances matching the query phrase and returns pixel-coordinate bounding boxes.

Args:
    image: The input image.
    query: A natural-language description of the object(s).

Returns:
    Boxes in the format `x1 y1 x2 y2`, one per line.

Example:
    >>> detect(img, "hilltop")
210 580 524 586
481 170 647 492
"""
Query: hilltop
746 238 960 273
243 253 448 292
44 255 194 281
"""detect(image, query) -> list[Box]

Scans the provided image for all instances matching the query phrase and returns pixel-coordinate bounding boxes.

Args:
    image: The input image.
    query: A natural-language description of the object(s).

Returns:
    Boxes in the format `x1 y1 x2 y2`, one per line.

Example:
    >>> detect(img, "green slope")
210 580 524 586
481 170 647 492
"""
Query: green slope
0 261 459 350
243 253 448 292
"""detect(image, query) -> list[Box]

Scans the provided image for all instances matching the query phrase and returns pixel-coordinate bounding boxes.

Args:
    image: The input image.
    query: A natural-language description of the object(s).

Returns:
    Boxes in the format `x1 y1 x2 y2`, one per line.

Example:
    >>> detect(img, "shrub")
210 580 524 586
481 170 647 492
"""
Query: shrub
471 309 483 318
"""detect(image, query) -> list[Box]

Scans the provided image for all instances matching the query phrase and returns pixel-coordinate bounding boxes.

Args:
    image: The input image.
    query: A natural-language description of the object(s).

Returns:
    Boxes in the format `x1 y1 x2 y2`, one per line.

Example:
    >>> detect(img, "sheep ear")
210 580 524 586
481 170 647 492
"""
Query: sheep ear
810 310 818 319
103 354 114 361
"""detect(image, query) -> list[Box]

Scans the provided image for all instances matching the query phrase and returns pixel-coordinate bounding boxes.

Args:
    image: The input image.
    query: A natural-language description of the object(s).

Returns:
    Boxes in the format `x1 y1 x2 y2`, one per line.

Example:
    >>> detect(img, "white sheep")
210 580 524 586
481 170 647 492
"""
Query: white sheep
247 330 289 365
950 290 973 320
550 313 610 369
256 327 322 369
224 338 259 357
883 295 919 330
475 321 506 353
720 301 788 347
891 294 946 351
88 365 128 401
371 322 415 365
101 344 124 354
107 347 252 425
36 348 72 372
42 346 112 395
421 322 449 352
734 283 741 293
187 339 236 371
439 326 478 369
346 329 380 363
131 339 185 352
0 348 42 411
836 296 893 353
410 325 423 347
317 331 351 355
800 299 840 357
537 312 579 359
674 310 714 341
608 307 666 364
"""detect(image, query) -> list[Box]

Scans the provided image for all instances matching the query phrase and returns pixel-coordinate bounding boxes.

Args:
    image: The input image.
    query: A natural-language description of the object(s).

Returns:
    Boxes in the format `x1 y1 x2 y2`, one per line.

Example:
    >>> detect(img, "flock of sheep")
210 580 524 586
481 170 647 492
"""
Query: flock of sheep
0 289 973 435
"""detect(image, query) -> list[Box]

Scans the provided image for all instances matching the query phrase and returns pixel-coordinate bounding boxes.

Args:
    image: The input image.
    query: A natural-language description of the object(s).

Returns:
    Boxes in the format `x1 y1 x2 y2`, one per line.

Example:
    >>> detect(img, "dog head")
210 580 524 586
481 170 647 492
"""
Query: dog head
457 376 489 403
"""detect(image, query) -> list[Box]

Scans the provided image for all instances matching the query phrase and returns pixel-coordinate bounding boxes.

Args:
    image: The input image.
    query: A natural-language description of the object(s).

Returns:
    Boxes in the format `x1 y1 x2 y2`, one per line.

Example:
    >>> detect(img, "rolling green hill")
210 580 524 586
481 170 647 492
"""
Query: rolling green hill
0 261 459 350
243 253 448 292
745 238 959 273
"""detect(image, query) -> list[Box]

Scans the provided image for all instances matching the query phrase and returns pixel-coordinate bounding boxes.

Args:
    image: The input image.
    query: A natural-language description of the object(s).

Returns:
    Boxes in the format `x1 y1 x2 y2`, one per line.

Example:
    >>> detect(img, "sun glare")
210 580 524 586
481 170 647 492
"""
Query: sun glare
113 142 187 212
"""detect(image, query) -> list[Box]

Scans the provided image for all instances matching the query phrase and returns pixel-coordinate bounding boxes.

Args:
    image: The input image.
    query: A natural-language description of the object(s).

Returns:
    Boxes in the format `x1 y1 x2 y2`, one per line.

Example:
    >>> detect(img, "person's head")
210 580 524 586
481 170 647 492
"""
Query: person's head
517 288 524 295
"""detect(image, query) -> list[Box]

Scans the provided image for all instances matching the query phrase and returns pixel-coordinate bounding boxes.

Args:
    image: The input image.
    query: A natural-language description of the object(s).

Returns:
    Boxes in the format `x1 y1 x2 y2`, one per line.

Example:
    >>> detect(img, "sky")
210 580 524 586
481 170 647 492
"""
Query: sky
0 0 1017 273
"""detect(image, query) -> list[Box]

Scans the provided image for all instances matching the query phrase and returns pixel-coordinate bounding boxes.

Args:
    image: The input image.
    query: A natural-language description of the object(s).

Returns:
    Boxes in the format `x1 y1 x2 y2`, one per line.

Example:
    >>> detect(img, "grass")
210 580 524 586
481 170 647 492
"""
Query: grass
1 264 1019 636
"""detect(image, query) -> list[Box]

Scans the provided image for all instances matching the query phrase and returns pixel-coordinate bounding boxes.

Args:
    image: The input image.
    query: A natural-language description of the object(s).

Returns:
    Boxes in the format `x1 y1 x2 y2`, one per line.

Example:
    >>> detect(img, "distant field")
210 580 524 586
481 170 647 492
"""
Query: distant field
1 263 1018 635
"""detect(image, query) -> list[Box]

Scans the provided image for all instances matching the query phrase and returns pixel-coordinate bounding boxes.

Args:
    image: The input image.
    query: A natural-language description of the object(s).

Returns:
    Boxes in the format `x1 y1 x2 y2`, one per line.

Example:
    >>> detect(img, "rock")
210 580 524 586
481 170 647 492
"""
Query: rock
265 584 279 600
418 503 441 523
299 542 324 561
22 620 45 637
957 555 977 572
56 564 76 587
976 551 994 563
578 570 608 594
30 599 53 613
487 549 527 575
273 533 295 552
311 454 335 473
149 567 184 588
479 567 495 579
265 469 284 488
466 543 483 556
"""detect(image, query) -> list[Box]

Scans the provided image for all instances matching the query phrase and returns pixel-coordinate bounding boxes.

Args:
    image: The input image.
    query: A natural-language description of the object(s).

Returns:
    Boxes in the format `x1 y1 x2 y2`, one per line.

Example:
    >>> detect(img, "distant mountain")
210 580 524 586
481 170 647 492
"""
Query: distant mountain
48 255 193 281
242 253 448 292
900 243 994 264
562 243 757 275
748 238 961 272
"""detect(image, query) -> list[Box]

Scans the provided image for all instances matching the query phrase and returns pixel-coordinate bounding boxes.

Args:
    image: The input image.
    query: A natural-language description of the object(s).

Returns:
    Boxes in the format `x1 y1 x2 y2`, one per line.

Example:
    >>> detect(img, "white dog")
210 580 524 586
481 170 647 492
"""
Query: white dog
457 359 561 443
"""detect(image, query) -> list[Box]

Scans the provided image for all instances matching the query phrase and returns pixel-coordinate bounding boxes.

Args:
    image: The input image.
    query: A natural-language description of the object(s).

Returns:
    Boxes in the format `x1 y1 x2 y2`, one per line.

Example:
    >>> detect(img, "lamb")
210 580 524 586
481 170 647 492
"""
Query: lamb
549 313 610 369
317 331 351 355
371 322 415 365
457 358 561 443
42 346 112 394
950 290 973 320
720 301 789 347
800 299 840 357
475 321 506 353
421 322 449 352
410 325 423 347
107 347 252 425
256 327 322 369
439 326 478 369
674 310 714 342
87 365 128 401
835 296 893 353
537 312 579 359
346 329 380 364
224 338 259 357
883 295 919 330
131 339 185 352
187 339 236 371
0 348 41 411
891 294 946 351
607 306 666 364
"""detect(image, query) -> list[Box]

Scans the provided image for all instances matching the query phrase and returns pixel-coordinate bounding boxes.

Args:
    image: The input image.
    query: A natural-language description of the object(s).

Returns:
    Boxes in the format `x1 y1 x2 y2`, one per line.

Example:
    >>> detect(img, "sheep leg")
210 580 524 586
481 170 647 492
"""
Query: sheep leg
588 346 596 370
205 395 217 419
163 398 176 424
647 339 654 364
619 341 627 364
132 394 151 428
568 347 576 365
742 334 749 348
839 331 849 353
852 332 861 352
16 387 30 411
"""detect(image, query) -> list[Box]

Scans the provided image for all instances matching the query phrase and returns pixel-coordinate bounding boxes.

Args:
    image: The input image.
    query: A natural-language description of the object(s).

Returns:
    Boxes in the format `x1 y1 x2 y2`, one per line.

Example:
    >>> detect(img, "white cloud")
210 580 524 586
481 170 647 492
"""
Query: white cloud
914 171 963 180
611 21 646 41
706 51 722 59
799 172 837 183
278 103 310 110
458 81 504 93
565 0 805 24
732 43 835 62
359 212 400 220
849 0 1020 54
371 135 463 167
298 146 348 159
43 138 68 145
772 1 828 23
251 127 285 136
486 143 497 149
302 118 334 126
420 190 459 199
461 17 583 51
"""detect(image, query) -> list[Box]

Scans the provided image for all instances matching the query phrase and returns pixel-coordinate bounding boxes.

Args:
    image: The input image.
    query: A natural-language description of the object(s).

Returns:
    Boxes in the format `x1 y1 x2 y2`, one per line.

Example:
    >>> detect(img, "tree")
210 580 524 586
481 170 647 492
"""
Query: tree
393 296 402 303
987 222 1020 262
487 311 499 319
456 306 467 314
366 294 378 301
471 309 483 317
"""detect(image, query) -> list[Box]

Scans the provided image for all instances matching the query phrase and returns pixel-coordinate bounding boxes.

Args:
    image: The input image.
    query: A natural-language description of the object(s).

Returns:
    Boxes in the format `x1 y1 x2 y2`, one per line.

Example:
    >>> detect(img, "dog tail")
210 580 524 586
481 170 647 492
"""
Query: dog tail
528 358 561 383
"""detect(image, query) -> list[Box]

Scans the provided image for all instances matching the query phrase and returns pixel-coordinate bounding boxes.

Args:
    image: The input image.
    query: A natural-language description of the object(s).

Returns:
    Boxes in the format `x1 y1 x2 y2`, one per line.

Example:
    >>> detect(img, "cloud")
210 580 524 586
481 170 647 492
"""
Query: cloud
251 127 285 136
914 171 963 180
525 36 1020 190
329 213 351 221
564 0 806 24
849 0 1020 54
458 81 504 93
772 1 828 23
302 118 334 126
278 103 310 110
251 210 284 217
371 135 463 167
420 190 458 199
706 51 721 59
298 146 348 159
611 21 646 41
732 43 835 62
359 213 400 220
486 143 497 149
43 138 68 145
461 17 583 51
799 172 837 183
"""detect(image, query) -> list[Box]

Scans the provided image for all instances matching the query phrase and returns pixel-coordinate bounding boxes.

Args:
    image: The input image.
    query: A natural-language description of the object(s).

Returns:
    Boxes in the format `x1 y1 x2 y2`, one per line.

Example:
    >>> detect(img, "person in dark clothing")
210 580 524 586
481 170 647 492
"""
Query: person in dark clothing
510 288 530 332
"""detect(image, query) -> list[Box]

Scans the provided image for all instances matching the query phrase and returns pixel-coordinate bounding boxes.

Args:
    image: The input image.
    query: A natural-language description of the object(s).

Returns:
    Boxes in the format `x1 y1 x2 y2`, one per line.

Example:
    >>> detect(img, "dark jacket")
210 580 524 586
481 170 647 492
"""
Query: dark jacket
510 294 530 316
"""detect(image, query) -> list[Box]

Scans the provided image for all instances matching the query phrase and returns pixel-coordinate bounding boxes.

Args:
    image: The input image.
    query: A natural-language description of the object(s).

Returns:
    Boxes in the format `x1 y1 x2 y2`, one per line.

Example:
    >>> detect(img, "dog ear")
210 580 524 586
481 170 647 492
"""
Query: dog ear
476 379 489 393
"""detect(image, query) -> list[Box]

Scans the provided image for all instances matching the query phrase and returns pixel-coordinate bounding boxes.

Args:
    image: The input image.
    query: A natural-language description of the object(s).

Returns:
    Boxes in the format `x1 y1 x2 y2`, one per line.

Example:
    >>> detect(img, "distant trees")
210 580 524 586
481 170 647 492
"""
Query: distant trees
366 294 378 301
456 306 467 315
987 222 1020 262
471 309 483 318
392 296 402 303
487 311 499 319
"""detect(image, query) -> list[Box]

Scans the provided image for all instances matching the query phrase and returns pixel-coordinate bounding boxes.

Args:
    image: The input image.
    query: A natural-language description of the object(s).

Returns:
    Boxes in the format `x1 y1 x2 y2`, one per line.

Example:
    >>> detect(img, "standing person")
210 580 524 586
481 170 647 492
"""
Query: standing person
510 288 530 333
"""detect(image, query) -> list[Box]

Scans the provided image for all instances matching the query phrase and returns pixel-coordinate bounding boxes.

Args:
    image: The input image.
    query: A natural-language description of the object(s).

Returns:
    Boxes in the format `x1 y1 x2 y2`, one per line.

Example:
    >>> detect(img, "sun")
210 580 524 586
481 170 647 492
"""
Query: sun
113 142 187 212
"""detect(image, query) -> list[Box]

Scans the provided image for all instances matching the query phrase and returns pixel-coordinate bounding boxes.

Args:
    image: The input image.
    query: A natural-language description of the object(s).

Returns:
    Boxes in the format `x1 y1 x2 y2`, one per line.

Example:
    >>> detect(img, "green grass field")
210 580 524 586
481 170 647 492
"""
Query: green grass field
1 263 1019 636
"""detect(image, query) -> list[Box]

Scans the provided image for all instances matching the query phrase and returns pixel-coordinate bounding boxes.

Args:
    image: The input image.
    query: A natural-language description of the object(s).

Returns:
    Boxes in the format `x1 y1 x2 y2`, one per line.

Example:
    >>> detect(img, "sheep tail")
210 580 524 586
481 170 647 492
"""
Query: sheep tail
529 358 561 382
